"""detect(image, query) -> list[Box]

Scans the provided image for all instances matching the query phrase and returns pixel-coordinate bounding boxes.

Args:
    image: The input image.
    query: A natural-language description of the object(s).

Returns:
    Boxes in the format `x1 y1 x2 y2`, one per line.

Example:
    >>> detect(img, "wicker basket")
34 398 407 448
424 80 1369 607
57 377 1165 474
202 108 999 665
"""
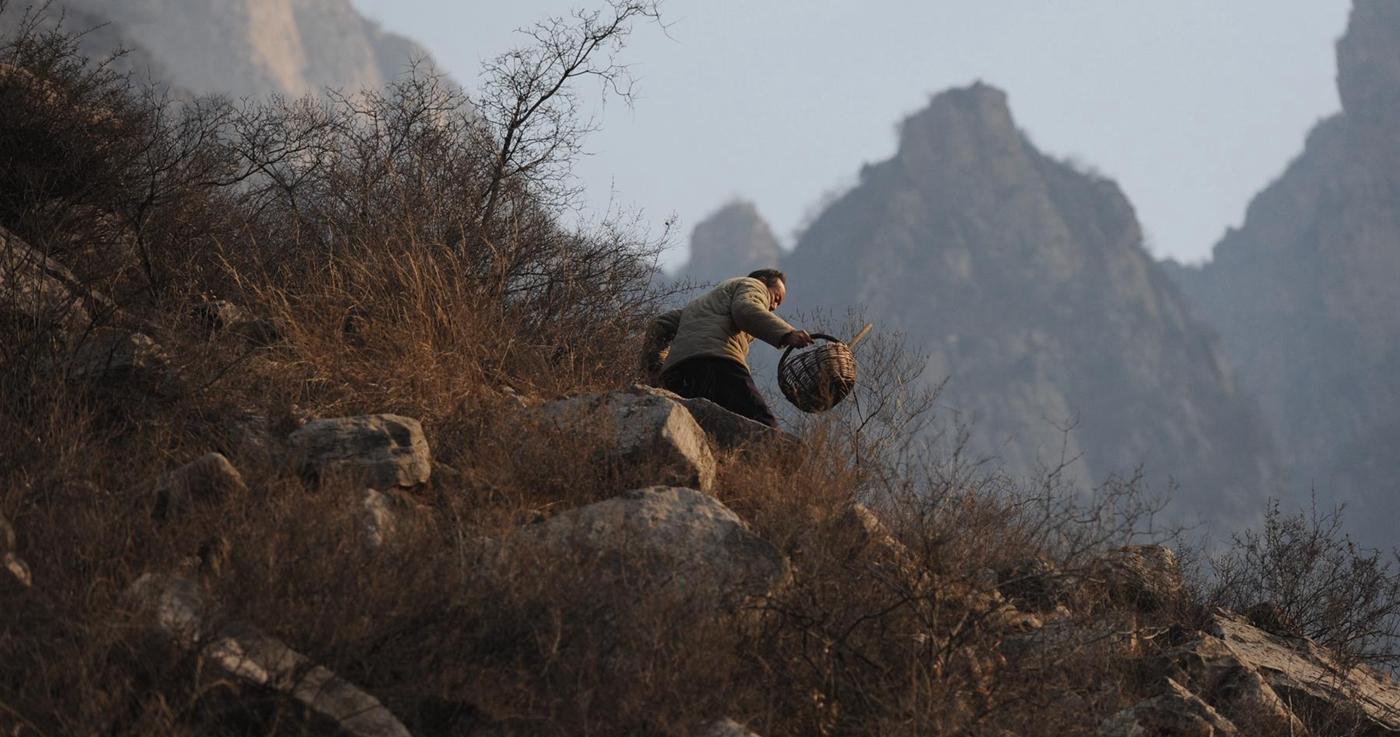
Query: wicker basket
778 333 857 413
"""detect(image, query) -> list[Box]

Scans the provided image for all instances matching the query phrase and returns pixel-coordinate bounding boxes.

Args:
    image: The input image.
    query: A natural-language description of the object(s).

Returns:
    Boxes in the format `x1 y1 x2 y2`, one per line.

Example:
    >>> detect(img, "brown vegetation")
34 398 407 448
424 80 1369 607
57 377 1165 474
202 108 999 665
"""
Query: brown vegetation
3 3 1400 736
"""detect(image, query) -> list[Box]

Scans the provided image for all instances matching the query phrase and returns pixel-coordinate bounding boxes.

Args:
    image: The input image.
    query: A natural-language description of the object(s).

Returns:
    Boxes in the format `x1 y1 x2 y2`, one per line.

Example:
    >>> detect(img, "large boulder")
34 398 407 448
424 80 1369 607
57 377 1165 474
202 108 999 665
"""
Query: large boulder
504 487 788 608
153 452 249 518
630 385 798 452
536 391 716 492
288 414 431 489
127 574 411 737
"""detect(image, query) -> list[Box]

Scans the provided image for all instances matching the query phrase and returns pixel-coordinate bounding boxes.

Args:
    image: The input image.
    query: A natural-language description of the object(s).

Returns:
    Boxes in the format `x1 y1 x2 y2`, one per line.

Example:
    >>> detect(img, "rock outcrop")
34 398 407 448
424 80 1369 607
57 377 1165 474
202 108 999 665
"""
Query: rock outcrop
781 83 1277 528
153 452 250 518
127 573 411 737
536 390 717 491
1165 0 1400 548
503 487 789 609
288 414 432 488
45 0 441 99
680 200 784 286
631 385 797 453
1101 678 1240 737
1203 610 1400 731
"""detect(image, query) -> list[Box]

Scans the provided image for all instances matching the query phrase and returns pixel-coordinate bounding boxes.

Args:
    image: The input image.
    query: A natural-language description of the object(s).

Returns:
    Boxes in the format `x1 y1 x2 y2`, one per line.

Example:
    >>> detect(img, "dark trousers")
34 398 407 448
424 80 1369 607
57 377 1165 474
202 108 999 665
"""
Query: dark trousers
661 357 778 428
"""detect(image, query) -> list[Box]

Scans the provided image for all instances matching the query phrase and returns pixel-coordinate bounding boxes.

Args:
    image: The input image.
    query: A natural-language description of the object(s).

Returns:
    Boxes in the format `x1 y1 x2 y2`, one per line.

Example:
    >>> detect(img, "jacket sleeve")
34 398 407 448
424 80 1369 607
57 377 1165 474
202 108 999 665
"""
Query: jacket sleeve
730 279 796 347
640 308 683 377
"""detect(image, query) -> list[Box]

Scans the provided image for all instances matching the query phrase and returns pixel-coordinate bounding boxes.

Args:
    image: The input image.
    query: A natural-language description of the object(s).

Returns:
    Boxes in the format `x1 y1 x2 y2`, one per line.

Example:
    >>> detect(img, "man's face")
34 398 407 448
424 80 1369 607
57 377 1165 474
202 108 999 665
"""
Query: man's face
769 279 787 310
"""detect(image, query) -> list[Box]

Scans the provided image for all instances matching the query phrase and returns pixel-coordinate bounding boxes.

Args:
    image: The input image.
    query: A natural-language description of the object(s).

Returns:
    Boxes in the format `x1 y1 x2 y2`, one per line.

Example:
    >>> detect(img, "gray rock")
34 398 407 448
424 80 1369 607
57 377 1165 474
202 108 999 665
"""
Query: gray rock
154 452 249 518
289 415 431 489
506 487 788 607
360 488 430 549
536 391 716 492
631 385 797 452
1206 610 1400 732
1165 634 1309 737
127 574 410 737
205 622 411 737
127 573 210 647
1100 678 1239 736
830 502 921 579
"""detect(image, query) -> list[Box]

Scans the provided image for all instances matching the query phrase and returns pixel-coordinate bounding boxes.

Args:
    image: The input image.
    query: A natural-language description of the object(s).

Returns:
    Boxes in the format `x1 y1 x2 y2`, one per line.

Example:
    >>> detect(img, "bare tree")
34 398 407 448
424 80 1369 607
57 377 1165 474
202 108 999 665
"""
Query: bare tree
473 0 662 248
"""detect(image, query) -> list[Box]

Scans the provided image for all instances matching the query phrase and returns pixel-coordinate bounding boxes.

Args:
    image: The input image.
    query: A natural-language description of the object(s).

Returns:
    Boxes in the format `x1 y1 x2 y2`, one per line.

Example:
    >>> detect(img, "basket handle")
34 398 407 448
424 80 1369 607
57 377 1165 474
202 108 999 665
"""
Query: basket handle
778 332 843 374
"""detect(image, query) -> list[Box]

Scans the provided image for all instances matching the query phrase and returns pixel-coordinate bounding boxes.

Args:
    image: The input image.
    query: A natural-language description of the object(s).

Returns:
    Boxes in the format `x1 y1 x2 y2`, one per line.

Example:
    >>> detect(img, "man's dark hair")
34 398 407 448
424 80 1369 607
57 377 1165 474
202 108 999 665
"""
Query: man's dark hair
747 268 785 287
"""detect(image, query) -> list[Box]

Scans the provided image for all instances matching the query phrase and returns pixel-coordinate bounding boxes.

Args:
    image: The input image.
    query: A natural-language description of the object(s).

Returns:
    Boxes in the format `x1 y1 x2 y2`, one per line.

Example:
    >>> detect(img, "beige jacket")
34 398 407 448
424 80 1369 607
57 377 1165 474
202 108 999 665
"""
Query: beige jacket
643 277 797 375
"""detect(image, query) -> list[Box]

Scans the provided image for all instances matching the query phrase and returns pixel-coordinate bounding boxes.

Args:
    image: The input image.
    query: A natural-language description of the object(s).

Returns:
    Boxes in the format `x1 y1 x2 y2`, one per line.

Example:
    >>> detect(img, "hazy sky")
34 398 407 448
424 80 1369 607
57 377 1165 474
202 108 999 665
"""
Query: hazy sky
353 1 1350 269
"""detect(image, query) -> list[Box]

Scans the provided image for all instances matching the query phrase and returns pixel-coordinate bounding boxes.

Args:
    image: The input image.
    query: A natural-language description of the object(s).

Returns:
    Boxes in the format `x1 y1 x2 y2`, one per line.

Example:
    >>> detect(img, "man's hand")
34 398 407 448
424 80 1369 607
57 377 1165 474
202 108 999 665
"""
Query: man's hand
781 330 815 348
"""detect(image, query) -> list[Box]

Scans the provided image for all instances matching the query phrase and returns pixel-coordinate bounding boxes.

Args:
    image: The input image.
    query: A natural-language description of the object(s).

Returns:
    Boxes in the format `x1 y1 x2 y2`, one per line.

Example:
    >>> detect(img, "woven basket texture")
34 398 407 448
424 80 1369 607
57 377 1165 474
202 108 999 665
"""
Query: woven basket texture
779 337 857 413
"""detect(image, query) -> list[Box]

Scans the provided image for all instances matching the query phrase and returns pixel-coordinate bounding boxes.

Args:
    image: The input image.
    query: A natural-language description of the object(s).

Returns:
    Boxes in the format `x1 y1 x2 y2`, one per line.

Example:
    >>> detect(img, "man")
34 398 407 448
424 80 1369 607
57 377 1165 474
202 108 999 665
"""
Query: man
642 269 813 428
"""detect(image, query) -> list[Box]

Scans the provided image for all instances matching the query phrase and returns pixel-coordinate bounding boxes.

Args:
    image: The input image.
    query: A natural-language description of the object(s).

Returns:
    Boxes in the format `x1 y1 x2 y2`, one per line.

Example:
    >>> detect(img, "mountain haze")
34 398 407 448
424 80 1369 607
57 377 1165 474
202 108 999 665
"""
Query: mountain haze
43 0 437 98
766 84 1278 527
1168 0 1400 547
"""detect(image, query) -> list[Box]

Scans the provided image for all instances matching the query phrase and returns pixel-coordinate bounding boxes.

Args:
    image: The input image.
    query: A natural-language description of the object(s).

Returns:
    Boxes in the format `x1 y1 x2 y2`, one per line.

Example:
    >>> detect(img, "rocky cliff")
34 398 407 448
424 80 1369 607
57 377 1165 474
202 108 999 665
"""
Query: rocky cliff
679 200 784 286
1167 0 1400 547
46 0 436 98
780 83 1278 527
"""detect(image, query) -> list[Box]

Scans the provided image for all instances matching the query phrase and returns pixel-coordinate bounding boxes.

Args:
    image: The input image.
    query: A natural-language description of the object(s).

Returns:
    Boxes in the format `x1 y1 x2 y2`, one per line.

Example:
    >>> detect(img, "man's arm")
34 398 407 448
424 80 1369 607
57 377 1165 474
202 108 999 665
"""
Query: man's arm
730 280 798 347
640 308 683 381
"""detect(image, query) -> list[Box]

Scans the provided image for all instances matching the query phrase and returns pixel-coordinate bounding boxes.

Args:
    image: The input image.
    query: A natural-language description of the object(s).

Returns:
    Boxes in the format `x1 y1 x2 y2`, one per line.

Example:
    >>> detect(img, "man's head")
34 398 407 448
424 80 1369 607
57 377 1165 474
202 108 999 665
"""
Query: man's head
747 268 787 309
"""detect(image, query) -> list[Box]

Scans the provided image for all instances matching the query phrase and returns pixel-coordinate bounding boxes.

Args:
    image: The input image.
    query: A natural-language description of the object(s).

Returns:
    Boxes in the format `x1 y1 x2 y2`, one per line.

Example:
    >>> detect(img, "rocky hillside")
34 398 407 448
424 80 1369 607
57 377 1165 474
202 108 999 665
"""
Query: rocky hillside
1166 0 1400 548
679 200 784 286
8 8 1400 737
776 83 1278 528
44 0 437 98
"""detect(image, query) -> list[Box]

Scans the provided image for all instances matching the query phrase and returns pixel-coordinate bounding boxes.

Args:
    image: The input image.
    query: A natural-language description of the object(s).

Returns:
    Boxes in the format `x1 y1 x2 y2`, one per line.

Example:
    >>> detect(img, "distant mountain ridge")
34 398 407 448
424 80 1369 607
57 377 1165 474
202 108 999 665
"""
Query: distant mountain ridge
1166 0 1400 547
679 201 784 286
45 0 438 98
687 83 1280 529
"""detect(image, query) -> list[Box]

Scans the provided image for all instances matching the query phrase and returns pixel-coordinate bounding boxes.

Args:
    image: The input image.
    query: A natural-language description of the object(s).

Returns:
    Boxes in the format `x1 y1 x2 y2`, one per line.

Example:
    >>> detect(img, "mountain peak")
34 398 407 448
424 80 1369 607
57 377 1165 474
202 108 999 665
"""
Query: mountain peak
680 200 782 286
1336 0 1400 126
894 82 1020 166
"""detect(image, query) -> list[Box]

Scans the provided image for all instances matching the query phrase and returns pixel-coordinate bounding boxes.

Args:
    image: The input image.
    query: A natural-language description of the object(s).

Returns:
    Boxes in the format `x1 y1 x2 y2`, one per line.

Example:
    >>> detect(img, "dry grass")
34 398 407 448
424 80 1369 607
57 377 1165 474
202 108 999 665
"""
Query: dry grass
3 6 1393 737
